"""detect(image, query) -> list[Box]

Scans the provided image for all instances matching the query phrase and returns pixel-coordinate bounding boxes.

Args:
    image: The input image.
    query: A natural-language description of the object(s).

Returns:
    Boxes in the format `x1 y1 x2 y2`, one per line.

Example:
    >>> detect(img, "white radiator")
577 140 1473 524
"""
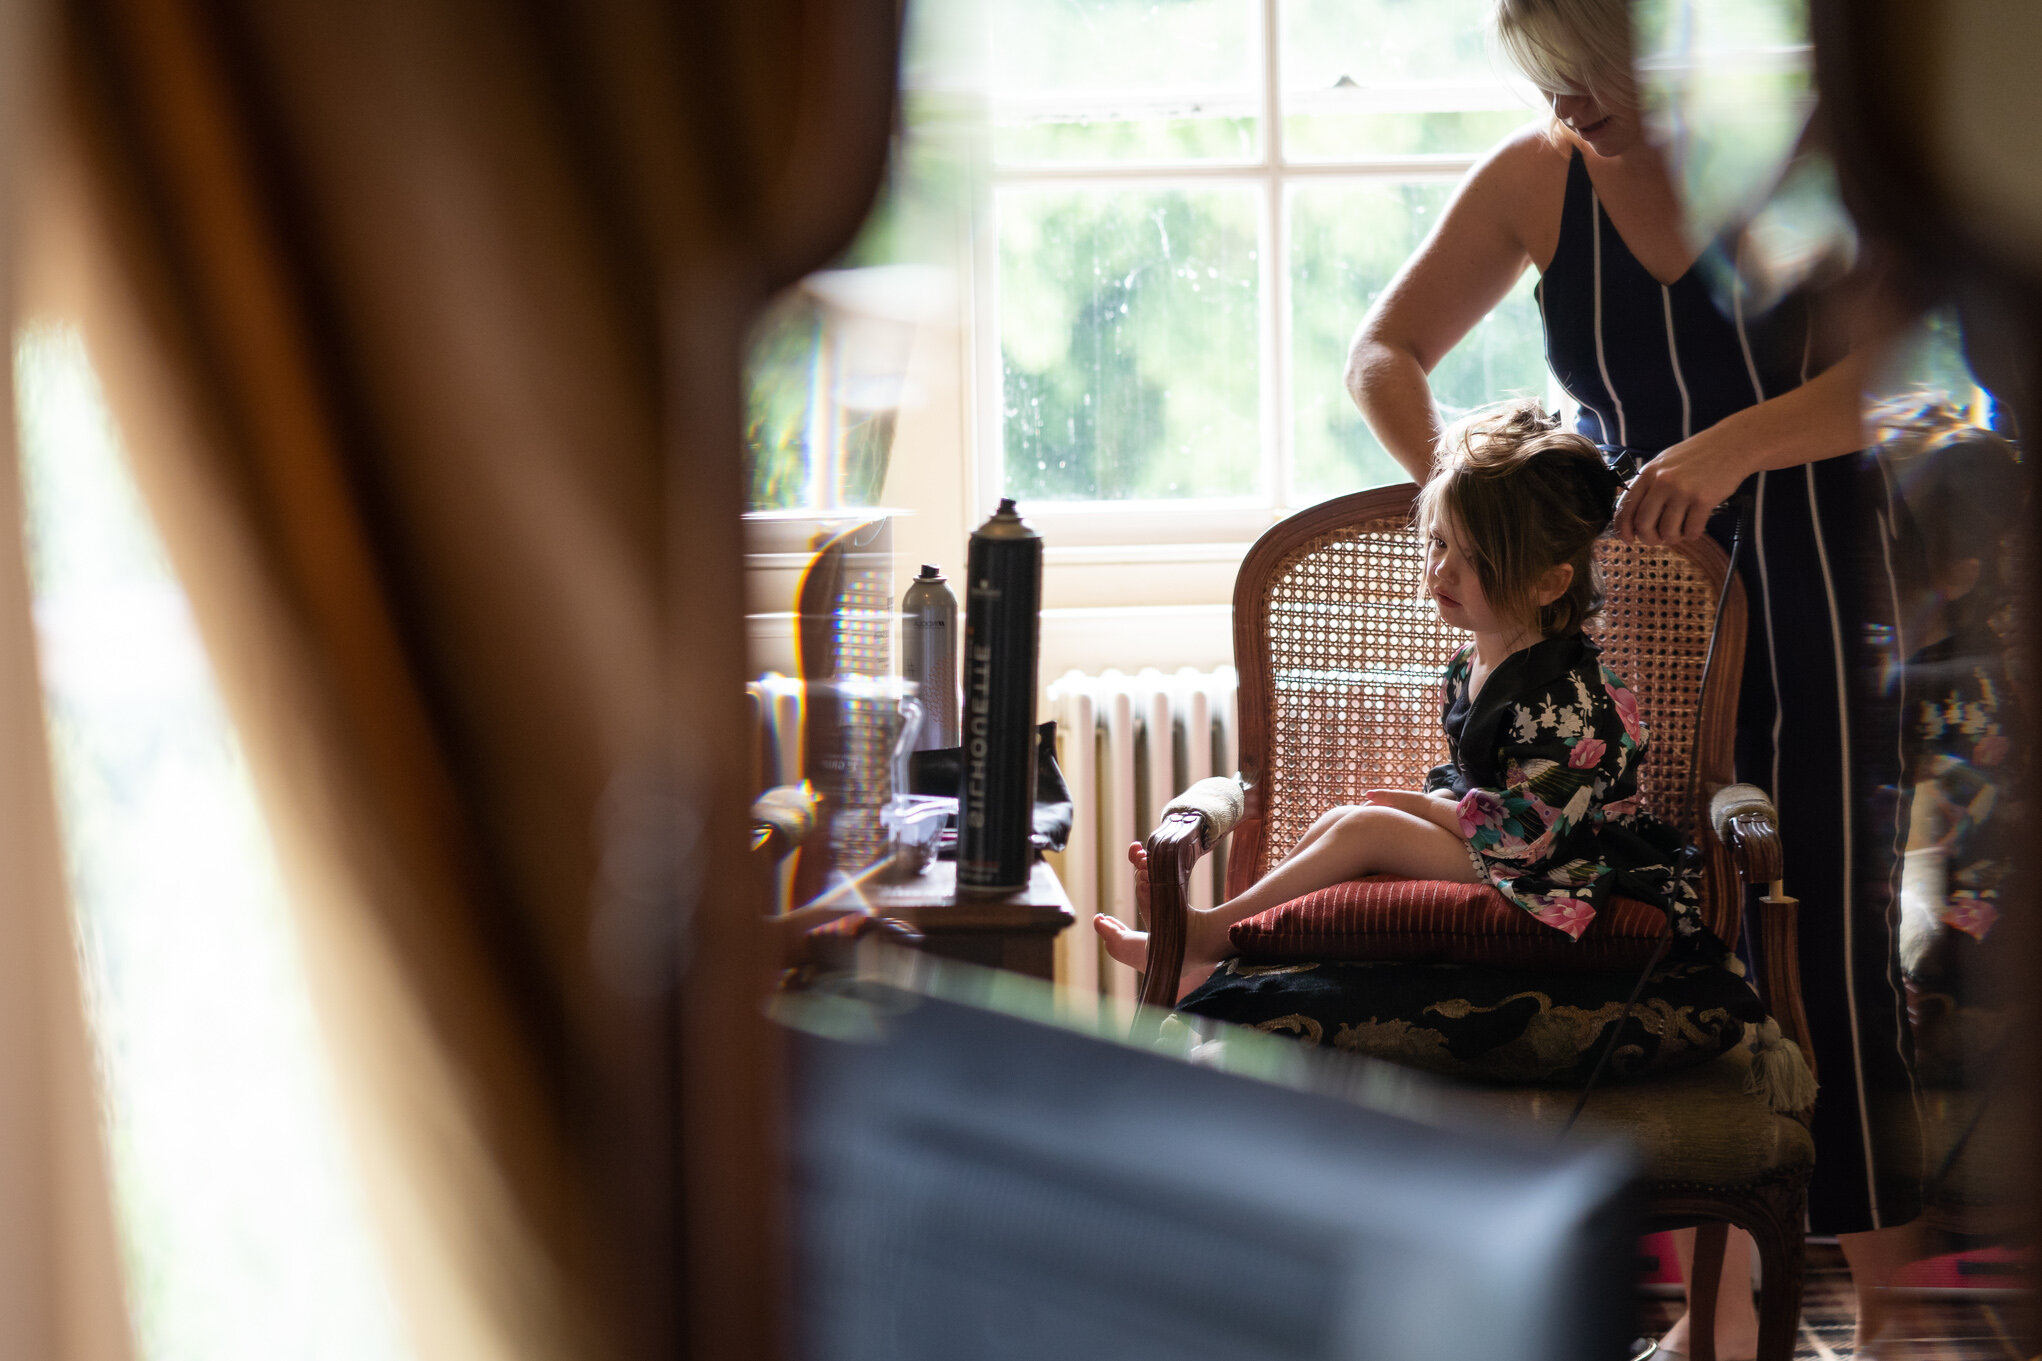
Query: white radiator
747 674 806 911
1047 666 1240 1007
747 674 806 793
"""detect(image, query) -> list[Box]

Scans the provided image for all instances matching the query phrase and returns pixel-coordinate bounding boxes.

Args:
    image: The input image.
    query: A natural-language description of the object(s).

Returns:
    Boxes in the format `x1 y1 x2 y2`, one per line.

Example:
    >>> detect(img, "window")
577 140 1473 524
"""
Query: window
742 2 976 517
17 325 410 1361
982 0 1555 543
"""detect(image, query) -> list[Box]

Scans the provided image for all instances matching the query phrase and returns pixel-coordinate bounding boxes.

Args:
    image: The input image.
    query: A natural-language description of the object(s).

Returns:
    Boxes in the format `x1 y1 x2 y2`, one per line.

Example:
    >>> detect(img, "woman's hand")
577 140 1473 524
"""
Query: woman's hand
1612 426 1754 544
1613 338 1886 544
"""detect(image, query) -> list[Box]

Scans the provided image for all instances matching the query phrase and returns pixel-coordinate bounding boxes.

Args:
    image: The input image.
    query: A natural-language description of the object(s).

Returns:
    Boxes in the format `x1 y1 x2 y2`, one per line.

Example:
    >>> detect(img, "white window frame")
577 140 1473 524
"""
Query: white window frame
971 0 1546 552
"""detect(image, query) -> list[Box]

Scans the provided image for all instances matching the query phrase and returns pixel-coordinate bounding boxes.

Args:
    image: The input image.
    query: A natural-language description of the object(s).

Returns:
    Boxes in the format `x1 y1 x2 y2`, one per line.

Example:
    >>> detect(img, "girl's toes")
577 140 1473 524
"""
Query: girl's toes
1126 843 1150 911
1092 914 1149 971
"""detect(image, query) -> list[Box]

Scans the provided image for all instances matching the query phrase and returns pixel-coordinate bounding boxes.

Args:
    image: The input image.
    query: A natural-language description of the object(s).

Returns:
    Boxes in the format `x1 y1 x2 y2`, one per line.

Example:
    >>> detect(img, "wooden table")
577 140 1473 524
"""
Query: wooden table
860 859 1074 981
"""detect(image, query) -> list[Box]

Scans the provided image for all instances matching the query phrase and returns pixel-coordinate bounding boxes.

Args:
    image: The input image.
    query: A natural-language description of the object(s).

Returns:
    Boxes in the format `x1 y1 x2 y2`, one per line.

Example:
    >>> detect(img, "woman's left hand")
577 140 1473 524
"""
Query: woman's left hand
1612 427 1753 545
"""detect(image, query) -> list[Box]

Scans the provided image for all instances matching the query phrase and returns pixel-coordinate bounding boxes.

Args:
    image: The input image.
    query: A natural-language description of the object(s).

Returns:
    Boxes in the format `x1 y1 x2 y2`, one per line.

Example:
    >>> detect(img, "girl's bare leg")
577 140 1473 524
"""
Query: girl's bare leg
1657 1227 1759 1360
1095 806 1477 997
1219 805 1478 921
1273 803 1352 860
1838 1222 1926 1354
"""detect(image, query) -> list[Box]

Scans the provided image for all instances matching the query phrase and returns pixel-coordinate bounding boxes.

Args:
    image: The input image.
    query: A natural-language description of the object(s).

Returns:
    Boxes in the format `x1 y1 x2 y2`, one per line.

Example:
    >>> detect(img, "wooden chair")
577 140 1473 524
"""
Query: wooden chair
1138 484 1814 1361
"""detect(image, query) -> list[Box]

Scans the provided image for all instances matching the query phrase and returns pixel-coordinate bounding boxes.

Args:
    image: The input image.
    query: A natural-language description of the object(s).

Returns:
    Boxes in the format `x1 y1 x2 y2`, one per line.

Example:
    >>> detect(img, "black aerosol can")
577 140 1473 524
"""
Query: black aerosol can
957 499 1042 895
901 564 959 750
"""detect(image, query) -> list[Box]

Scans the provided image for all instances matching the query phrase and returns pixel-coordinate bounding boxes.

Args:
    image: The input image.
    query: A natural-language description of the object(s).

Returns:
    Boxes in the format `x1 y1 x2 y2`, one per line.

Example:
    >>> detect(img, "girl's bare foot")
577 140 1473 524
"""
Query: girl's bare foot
1092 842 1155 971
1093 911 1150 972
1091 842 1224 1000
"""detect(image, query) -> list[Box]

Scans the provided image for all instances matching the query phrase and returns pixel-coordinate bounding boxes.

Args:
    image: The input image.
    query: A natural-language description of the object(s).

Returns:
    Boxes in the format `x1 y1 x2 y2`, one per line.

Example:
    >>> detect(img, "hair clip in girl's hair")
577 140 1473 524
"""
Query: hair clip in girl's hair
1596 444 1643 490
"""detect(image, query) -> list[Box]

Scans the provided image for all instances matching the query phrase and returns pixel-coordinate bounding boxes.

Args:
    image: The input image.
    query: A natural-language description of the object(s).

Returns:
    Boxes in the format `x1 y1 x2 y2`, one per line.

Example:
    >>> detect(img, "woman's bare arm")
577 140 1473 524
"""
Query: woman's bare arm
1612 261 1912 544
1347 126 1561 481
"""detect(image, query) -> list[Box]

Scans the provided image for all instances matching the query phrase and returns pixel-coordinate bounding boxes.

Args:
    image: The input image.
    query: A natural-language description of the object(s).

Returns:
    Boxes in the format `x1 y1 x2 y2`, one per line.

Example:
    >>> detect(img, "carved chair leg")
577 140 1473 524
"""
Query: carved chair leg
1740 1184 1807 1361
1688 1221 1727 1361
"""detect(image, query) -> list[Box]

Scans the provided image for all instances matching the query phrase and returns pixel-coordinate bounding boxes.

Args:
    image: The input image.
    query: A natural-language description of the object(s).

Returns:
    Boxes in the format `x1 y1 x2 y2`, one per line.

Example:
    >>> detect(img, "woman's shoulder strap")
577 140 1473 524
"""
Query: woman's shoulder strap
1547 144 1593 271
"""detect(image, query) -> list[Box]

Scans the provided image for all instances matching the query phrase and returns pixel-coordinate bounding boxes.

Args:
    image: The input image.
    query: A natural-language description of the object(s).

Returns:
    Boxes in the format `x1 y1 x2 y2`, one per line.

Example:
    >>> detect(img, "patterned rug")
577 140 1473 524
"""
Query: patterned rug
1636 1241 2035 1360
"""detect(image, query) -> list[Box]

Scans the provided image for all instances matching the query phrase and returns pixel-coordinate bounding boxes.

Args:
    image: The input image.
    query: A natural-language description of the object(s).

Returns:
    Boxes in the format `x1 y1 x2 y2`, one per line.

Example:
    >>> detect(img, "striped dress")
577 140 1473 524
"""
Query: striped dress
1536 148 1920 1233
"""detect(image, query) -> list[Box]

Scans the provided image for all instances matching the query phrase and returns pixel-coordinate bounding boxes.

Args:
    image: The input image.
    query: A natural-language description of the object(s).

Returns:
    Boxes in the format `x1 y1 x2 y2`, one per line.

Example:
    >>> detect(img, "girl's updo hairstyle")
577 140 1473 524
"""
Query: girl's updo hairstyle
1417 398 1622 639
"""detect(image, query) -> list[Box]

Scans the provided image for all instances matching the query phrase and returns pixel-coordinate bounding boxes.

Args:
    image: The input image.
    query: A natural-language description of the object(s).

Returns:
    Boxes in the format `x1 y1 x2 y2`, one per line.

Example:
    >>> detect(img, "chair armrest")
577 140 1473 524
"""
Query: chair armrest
1708 783 1815 1083
1709 782 1783 889
1754 892 1817 1086
1136 811 1209 1012
1133 777 1247 1012
751 784 817 862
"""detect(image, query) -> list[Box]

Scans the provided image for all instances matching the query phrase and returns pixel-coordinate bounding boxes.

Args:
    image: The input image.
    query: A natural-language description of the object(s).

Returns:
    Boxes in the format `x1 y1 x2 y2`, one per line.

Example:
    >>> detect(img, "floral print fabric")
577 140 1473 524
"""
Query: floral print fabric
1423 633 1710 950
1904 636 2016 948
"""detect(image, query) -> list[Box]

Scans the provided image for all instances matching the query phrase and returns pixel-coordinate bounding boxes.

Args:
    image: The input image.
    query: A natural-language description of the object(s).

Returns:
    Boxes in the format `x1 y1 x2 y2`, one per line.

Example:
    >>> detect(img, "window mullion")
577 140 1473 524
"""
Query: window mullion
973 185 1005 518
1261 0 1286 512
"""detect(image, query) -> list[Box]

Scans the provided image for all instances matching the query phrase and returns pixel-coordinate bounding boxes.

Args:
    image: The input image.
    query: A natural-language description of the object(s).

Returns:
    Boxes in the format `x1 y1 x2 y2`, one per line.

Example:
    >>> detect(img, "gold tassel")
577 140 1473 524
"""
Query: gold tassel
1743 1018 1818 1114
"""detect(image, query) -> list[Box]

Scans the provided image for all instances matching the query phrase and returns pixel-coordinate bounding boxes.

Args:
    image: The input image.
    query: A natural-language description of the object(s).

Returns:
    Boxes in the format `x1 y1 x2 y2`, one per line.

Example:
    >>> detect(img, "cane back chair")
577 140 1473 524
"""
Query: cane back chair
1138 485 1814 1361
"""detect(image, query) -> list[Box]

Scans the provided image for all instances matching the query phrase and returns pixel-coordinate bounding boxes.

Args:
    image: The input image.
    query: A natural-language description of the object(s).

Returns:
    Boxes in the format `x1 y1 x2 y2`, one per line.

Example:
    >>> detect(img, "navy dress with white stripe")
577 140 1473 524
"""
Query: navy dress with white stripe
1537 148 1920 1233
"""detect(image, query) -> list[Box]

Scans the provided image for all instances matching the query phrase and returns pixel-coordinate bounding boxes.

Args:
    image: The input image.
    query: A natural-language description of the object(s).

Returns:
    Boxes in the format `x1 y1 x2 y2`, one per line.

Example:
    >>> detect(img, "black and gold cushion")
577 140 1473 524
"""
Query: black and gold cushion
1177 957 1763 1085
1452 1044 1816 1186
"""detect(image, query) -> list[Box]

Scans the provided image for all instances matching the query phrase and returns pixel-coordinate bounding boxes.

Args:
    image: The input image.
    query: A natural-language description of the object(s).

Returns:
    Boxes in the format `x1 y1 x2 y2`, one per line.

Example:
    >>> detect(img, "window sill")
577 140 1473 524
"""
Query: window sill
1016 500 1292 551
1045 541 1252 568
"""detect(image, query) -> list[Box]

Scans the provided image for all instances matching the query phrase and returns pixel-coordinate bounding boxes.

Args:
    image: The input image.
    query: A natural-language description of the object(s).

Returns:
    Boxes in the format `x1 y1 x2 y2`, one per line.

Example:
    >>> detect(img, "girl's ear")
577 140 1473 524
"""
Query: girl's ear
1535 561 1575 606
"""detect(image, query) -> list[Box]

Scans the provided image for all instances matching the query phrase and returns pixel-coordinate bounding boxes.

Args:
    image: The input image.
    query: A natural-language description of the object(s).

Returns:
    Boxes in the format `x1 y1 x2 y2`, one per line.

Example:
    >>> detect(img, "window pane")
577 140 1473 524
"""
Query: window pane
744 0 976 512
17 323 411 1361
990 0 1260 165
1281 0 1540 159
1000 186 1262 502
1289 181 1548 500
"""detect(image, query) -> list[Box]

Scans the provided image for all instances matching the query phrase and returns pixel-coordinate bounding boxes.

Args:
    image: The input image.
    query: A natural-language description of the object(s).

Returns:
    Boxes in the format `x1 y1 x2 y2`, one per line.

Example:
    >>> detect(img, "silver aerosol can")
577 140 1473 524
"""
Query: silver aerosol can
956 499 1042 895
901 564 959 750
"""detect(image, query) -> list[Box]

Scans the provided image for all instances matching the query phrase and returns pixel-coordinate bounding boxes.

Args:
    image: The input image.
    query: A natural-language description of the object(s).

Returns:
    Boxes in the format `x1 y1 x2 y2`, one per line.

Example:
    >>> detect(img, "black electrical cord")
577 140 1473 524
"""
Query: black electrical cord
1561 461 1753 1137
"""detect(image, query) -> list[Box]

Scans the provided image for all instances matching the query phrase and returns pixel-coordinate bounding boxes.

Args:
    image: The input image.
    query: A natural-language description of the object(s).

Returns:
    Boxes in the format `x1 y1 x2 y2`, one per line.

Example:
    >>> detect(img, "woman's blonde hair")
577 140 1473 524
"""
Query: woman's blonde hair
1417 399 1621 638
1492 0 1636 115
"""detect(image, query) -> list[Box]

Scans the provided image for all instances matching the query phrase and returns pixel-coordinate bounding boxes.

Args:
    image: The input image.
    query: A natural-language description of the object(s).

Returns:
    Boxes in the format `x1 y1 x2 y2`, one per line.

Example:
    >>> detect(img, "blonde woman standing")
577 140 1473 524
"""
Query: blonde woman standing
1347 2 1922 1356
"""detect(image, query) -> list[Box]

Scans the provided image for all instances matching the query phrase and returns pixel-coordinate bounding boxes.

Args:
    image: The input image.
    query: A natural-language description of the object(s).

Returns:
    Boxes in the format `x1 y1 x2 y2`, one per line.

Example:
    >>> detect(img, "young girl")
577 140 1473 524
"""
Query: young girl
1096 399 1709 997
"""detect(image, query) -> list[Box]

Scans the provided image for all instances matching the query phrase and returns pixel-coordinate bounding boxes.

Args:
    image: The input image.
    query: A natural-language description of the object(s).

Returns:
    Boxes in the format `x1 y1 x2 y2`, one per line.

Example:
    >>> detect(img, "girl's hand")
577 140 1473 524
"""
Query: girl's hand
1361 788 1429 817
1612 427 1753 545
1363 789 1459 833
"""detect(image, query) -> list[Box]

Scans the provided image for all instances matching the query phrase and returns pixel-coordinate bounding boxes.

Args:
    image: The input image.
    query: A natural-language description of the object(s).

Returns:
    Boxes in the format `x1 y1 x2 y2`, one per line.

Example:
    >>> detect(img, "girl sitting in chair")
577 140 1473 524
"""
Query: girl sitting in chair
1097 398 1710 998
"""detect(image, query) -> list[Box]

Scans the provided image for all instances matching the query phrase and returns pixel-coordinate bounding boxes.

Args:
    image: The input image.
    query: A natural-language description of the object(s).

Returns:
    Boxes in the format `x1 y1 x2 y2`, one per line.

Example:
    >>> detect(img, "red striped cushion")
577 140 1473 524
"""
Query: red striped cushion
1228 876 1669 971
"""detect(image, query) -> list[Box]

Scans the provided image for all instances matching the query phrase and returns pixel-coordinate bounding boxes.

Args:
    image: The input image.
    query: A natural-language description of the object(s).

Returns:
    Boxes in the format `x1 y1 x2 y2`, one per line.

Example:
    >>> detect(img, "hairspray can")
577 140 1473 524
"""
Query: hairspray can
901 564 959 750
957 499 1041 894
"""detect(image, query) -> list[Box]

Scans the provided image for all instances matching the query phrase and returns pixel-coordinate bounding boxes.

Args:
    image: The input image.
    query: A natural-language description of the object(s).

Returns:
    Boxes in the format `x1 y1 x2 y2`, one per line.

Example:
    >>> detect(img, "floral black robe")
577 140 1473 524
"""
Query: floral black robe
1423 632 1710 950
1902 631 2017 953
